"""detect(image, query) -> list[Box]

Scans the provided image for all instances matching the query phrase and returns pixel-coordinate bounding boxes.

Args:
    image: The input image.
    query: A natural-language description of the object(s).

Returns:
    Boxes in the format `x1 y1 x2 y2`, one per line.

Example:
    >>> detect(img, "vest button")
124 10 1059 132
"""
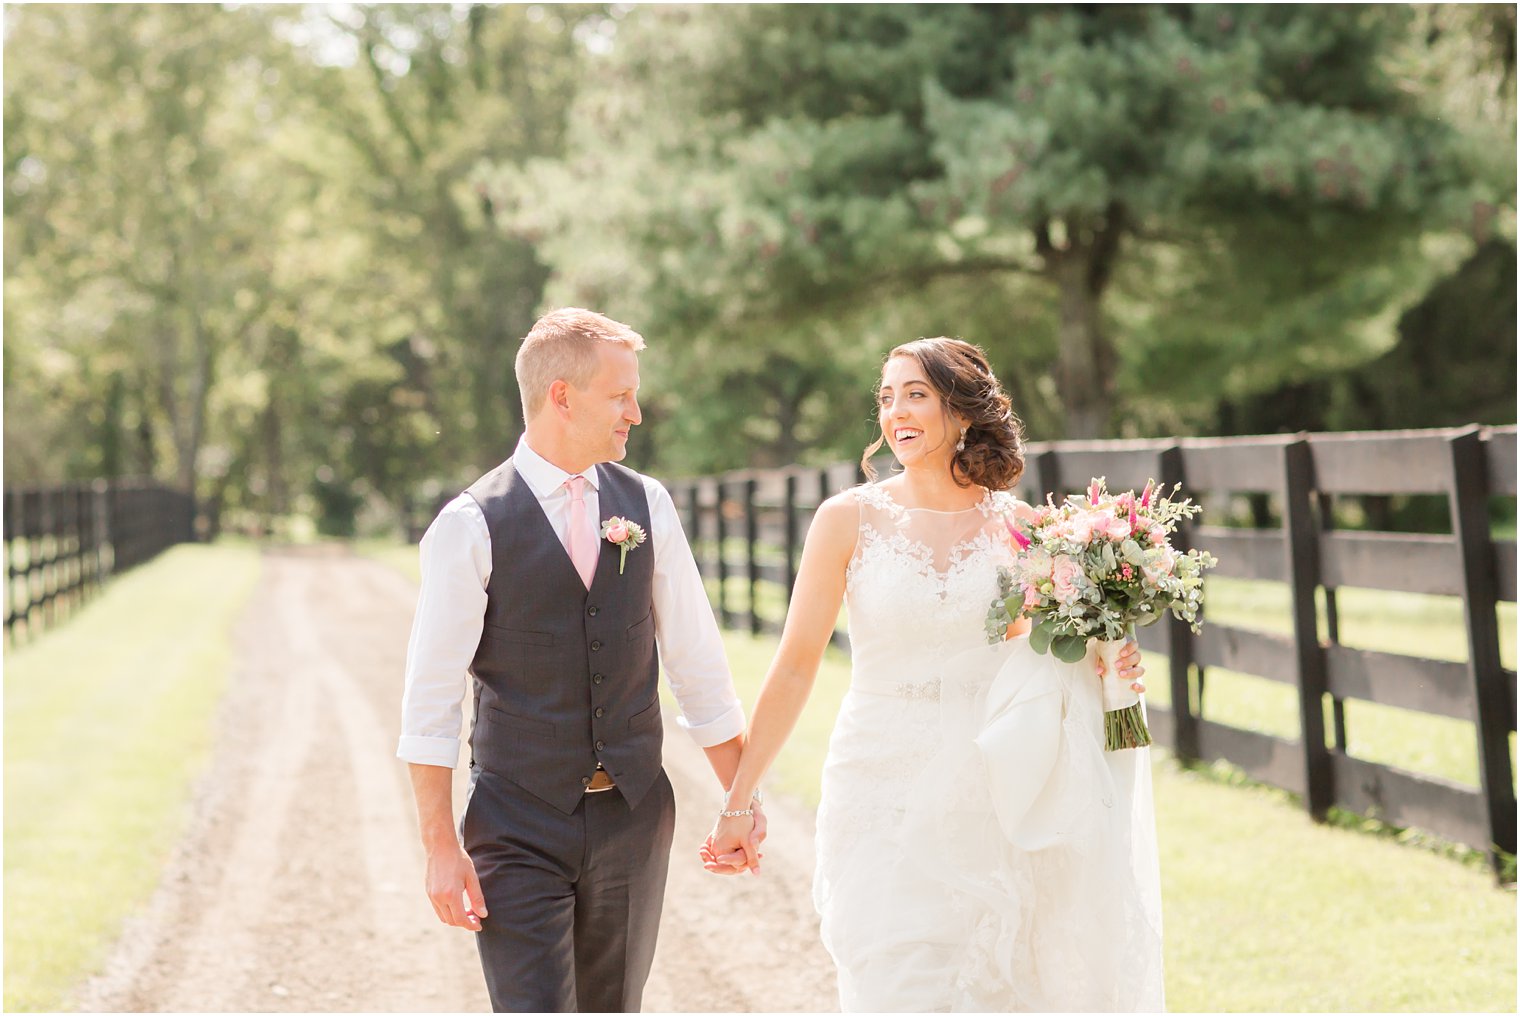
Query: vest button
590 640 602 652
595 740 606 751
594 706 605 718
582 775 592 786
587 605 599 616
592 673 604 684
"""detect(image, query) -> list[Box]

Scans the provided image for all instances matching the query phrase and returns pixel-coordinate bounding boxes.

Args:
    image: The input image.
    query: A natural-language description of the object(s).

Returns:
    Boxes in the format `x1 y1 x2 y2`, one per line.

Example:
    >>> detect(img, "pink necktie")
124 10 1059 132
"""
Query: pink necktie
565 475 598 589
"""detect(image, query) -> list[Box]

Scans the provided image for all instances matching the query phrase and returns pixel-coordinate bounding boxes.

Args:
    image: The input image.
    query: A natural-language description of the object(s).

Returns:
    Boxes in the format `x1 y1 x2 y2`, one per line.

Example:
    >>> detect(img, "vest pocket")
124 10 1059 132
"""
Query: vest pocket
626 610 654 645
627 698 661 731
482 703 557 740
481 623 557 647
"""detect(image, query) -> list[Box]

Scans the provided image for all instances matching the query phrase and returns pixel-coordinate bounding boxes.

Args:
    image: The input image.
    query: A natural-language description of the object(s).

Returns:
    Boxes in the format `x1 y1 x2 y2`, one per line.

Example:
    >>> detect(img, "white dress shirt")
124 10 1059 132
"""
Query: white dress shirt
397 436 745 768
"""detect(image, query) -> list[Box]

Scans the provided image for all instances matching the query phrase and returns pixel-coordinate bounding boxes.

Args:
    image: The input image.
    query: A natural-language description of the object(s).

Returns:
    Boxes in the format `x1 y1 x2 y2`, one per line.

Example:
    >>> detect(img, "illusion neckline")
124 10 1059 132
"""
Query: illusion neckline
873 482 992 515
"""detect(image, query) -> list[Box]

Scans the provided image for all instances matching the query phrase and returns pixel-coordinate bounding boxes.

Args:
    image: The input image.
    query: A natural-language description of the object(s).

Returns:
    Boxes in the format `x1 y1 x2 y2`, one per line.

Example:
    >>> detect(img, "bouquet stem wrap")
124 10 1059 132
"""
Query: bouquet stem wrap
1097 632 1152 751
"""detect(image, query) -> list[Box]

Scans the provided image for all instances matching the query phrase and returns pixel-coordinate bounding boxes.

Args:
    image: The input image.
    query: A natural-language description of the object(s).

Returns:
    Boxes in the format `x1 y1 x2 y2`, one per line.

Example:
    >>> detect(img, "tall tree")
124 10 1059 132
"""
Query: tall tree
516 4 1506 457
277 4 594 483
5 4 292 495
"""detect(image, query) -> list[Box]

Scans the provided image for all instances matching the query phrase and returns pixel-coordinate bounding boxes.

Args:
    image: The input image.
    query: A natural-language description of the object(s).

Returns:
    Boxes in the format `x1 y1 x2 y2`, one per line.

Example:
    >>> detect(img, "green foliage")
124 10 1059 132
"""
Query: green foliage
3 5 1514 512
4 4 595 528
514 3 1511 463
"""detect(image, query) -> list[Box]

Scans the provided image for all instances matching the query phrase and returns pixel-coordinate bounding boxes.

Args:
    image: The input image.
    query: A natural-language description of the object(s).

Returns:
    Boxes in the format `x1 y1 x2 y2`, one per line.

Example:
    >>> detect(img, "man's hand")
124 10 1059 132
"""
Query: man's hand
699 808 764 876
1096 640 1146 693
424 842 488 932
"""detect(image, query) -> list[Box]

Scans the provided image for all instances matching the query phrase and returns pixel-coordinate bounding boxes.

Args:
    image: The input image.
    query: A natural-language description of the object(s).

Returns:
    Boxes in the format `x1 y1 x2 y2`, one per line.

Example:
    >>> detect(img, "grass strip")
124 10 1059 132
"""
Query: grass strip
3 543 262 1012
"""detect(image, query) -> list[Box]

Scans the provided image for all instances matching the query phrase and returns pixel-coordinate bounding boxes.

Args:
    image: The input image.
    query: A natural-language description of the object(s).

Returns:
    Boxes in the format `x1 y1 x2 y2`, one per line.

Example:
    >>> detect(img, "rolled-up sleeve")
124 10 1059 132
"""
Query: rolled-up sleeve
397 495 491 768
646 480 746 747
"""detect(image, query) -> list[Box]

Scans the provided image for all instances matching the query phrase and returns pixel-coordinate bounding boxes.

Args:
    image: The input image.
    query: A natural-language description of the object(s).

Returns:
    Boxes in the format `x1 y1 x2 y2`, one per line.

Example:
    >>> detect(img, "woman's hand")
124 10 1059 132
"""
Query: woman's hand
1097 640 1146 693
700 810 763 876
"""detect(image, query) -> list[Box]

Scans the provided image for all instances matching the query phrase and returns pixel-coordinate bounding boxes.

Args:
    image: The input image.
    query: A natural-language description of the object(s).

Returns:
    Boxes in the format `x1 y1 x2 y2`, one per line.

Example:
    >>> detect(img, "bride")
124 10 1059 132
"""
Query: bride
704 338 1166 1012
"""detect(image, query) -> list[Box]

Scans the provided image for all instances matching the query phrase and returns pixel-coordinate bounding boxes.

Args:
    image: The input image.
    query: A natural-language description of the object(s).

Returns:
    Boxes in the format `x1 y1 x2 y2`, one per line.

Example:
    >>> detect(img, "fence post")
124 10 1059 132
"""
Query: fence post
40 489 57 628
88 487 102 583
68 485 84 608
1316 490 1349 751
715 477 731 629
1446 426 1517 873
682 482 700 553
784 472 799 602
4 489 20 644
692 479 712 600
1158 445 1200 761
1034 448 1061 502
744 476 761 635
1283 438 1334 822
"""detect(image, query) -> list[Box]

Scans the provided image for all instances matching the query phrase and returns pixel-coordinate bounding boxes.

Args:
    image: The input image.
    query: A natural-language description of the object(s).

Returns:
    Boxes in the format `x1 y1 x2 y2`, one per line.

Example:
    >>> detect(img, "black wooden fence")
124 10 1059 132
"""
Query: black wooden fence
3 480 195 645
665 424 1518 874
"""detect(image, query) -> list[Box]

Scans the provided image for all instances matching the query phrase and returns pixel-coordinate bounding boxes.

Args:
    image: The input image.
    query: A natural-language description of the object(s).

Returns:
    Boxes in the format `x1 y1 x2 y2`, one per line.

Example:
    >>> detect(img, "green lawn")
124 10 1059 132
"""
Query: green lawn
3 543 262 1012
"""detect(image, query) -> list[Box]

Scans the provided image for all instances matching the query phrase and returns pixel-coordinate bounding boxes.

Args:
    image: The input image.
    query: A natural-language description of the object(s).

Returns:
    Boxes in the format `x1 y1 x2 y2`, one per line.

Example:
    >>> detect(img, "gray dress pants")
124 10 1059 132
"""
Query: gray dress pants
461 767 677 1013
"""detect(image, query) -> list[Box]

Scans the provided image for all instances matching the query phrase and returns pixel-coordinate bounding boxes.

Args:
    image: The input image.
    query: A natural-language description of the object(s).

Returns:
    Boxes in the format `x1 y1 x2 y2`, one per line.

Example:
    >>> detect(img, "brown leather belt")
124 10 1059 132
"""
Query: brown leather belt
585 768 616 793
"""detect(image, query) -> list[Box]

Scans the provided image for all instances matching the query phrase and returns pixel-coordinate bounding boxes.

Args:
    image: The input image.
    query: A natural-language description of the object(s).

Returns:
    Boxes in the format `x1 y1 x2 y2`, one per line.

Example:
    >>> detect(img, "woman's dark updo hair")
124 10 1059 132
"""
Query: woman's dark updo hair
862 337 1026 490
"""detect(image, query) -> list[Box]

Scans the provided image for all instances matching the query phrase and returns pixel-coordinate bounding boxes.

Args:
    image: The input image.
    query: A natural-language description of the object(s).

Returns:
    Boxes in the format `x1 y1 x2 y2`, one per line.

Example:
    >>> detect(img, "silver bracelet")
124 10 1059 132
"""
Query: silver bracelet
719 807 754 818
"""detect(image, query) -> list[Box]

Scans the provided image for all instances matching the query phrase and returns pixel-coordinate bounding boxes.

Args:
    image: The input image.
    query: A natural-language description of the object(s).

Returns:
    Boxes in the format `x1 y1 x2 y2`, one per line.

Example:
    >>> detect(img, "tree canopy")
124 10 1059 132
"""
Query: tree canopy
3 4 1514 533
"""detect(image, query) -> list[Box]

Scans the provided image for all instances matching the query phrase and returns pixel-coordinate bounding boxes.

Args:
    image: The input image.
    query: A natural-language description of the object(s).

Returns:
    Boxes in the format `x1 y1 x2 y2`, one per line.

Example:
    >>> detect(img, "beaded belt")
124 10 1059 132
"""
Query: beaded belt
855 679 942 701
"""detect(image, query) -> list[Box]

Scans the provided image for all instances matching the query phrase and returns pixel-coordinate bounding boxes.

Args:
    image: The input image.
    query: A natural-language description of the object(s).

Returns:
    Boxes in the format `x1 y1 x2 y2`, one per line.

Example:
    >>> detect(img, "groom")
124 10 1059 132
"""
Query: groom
398 308 759 1012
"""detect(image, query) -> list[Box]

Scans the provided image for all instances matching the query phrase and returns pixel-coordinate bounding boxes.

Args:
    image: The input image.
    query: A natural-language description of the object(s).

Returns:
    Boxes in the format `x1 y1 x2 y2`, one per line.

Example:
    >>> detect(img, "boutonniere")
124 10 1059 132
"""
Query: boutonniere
600 516 648 574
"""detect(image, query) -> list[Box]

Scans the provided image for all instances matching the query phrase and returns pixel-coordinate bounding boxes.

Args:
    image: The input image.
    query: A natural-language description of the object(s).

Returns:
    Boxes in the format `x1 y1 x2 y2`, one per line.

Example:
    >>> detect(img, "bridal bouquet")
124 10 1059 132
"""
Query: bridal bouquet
986 477 1217 750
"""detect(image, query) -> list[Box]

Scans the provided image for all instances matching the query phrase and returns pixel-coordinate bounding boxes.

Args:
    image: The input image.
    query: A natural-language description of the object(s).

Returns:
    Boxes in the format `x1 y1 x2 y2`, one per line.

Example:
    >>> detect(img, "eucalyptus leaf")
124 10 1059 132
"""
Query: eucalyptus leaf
1051 634 1089 664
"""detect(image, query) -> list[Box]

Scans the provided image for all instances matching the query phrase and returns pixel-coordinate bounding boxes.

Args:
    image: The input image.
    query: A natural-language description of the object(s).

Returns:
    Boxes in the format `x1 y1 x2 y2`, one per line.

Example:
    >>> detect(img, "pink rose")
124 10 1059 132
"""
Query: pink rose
1067 511 1100 545
1094 512 1130 542
1022 583 1041 610
1052 556 1085 602
1142 548 1177 586
606 521 630 543
1148 524 1166 546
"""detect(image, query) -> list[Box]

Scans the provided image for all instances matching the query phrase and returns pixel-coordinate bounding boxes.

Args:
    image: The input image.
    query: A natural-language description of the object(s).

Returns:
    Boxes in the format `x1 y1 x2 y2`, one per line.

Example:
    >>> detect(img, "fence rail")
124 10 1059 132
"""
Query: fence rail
665 424 1518 874
4 480 195 644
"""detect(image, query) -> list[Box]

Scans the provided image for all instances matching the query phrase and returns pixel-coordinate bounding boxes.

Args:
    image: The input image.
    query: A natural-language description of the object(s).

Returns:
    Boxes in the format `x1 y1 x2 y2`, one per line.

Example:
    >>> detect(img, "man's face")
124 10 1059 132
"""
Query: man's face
567 343 642 465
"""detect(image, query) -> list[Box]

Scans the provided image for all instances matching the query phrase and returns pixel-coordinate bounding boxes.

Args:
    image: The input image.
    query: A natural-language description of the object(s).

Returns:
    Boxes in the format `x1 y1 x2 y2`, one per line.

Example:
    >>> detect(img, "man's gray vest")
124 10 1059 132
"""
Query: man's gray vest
464 459 663 814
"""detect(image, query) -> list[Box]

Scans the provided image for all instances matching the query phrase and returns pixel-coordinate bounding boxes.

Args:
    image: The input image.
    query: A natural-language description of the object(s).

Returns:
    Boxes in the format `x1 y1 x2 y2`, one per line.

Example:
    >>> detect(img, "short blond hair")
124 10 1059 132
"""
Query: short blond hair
514 308 646 420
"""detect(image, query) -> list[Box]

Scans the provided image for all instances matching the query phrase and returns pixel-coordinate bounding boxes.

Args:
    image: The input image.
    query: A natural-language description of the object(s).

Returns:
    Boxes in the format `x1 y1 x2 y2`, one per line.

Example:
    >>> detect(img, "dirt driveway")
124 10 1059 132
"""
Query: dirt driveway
72 547 838 1013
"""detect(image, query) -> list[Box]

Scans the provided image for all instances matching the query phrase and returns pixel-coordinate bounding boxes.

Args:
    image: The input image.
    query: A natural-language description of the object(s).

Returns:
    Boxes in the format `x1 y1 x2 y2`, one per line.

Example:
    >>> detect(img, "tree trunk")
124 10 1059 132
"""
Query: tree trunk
1050 254 1111 439
1037 208 1125 440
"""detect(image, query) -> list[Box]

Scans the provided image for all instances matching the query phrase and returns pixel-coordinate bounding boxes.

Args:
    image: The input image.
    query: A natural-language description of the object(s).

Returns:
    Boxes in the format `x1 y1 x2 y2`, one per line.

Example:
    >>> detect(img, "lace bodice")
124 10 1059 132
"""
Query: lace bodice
844 482 1023 695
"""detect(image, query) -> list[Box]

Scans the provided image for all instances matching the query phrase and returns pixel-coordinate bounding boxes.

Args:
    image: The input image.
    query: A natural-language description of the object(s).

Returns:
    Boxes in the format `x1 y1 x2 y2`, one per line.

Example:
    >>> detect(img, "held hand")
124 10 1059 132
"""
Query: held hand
424 843 488 932
700 802 769 875
1096 640 1146 694
700 812 762 876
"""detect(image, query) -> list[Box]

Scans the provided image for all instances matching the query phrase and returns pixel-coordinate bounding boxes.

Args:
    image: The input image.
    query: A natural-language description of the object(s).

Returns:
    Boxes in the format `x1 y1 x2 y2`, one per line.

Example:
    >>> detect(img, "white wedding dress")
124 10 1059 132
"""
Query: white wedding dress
813 484 1165 1012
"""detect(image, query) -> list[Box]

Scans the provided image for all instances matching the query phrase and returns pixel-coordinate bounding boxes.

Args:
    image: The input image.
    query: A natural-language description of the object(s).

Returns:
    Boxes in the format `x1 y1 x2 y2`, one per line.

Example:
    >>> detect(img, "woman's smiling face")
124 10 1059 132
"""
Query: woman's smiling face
877 354 961 470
